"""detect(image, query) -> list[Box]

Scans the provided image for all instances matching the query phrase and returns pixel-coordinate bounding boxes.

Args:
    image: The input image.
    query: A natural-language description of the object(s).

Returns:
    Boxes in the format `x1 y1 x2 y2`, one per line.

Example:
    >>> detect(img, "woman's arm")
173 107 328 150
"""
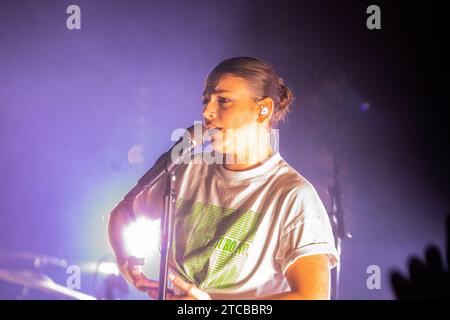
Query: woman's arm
255 254 331 300
108 199 135 266
167 254 331 300
108 198 145 286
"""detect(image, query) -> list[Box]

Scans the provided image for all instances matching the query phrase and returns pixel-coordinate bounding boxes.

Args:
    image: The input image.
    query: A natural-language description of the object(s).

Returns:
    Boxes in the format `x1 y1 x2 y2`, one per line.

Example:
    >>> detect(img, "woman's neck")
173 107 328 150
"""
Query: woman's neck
222 144 274 171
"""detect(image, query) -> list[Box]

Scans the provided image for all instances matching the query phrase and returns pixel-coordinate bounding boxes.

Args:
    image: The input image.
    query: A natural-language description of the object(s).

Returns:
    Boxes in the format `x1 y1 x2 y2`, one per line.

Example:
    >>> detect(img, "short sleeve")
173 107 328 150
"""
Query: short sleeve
275 183 339 276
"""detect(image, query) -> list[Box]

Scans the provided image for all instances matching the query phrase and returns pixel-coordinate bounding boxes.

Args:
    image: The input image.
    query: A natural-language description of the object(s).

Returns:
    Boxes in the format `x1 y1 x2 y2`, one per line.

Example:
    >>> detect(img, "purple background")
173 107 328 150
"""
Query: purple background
0 0 447 299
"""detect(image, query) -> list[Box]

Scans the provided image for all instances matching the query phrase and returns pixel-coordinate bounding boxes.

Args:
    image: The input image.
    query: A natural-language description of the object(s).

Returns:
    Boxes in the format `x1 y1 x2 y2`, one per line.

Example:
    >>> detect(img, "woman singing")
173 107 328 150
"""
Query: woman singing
108 57 339 300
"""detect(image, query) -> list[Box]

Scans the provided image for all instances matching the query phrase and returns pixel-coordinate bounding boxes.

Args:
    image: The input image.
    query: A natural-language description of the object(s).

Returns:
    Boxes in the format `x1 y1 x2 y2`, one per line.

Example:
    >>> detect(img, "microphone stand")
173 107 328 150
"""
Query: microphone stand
327 94 351 300
124 124 203 300
158 170 176 300
328 150 346 300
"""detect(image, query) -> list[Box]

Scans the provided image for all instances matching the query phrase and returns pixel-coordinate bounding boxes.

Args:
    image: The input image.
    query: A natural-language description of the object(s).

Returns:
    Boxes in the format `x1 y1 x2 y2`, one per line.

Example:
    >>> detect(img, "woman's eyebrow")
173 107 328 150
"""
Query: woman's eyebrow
211 89 231 94
202 89 232 98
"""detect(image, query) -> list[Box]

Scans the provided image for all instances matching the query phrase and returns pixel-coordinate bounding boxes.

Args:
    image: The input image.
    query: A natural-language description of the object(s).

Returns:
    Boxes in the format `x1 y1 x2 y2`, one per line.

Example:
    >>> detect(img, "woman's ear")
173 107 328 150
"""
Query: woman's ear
257 97 274 123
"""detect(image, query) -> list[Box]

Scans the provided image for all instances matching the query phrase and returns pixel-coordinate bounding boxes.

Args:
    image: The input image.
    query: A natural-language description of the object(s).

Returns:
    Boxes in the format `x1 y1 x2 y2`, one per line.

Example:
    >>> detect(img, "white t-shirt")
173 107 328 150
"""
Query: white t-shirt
131 151 339 299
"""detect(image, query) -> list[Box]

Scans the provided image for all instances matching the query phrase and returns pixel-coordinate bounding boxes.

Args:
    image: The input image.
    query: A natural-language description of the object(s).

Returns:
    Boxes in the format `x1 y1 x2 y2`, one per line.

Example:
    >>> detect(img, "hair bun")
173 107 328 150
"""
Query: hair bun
276 78 293 122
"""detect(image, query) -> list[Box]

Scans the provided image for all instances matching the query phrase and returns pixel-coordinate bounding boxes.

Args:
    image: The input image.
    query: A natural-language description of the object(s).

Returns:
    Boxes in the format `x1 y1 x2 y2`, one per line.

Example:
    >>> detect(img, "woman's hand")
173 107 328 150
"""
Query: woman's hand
118 256 156 292
118 256 211 300
146 273 212 300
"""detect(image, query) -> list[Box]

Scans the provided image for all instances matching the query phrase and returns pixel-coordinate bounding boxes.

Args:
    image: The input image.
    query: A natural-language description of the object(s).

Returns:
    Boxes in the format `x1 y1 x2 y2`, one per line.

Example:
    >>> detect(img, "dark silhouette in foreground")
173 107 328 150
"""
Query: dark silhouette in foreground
390 214 450 300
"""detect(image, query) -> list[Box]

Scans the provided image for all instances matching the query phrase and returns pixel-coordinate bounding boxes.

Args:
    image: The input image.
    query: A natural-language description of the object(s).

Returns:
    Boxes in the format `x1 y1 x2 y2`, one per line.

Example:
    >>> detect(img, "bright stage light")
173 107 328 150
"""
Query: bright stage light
123 217 161 258
98 262 120 275
79 261 120 275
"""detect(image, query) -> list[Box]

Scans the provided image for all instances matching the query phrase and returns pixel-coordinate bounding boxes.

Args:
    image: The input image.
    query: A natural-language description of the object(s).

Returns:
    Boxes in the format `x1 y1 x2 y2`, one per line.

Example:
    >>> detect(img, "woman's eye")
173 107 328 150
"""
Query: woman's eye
218 97 231 104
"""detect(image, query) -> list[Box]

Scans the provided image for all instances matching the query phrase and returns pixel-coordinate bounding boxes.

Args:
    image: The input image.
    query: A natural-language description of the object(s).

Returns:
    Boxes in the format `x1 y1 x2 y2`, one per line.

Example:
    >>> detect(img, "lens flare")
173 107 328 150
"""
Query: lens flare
123 217 161 258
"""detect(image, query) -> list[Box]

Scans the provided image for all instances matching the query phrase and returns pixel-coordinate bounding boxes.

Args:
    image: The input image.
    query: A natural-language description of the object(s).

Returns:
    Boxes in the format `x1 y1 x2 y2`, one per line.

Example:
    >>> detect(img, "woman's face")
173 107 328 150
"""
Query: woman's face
202 74 269 156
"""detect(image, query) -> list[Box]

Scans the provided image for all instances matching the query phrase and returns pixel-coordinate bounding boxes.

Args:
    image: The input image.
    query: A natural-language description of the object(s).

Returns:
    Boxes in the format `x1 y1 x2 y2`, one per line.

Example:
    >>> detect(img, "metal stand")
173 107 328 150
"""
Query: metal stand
128 127 202 300
158 172 177 300
123 125 203 300
327 92 351 300
328 152 346 300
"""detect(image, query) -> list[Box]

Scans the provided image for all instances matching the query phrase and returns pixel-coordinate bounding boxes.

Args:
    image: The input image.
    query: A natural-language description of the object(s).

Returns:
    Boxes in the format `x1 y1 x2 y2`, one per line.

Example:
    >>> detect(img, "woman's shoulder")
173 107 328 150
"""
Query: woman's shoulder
274 156 317 196
274 157 330 226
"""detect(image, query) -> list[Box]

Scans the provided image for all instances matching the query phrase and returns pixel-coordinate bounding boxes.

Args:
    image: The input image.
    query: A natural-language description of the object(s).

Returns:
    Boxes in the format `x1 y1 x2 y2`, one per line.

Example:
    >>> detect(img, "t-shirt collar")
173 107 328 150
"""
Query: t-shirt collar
215 152 283 181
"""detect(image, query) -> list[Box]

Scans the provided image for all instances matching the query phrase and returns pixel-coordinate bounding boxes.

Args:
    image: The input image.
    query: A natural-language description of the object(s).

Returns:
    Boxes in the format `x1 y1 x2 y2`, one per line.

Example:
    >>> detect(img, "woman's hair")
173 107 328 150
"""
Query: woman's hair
205 56 294 127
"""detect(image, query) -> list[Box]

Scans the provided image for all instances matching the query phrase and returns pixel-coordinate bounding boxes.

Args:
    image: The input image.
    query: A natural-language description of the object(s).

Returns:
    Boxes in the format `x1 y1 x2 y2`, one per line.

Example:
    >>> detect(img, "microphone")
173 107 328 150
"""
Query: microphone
124 122 206 200
166 121 205 173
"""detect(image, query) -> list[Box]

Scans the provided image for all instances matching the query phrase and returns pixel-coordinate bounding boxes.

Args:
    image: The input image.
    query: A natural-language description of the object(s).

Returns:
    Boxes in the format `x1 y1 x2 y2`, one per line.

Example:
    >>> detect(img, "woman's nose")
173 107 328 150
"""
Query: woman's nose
202 103 217 120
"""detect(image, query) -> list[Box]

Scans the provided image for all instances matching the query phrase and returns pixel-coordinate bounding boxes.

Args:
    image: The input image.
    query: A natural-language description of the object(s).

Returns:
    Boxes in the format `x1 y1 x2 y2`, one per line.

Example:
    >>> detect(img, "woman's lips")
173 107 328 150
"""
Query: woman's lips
208 127 223 141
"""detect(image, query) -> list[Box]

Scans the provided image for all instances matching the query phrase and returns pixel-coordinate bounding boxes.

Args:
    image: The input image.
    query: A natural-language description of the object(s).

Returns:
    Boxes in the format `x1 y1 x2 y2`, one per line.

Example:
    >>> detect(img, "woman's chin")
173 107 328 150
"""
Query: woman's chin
210 140 224 153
